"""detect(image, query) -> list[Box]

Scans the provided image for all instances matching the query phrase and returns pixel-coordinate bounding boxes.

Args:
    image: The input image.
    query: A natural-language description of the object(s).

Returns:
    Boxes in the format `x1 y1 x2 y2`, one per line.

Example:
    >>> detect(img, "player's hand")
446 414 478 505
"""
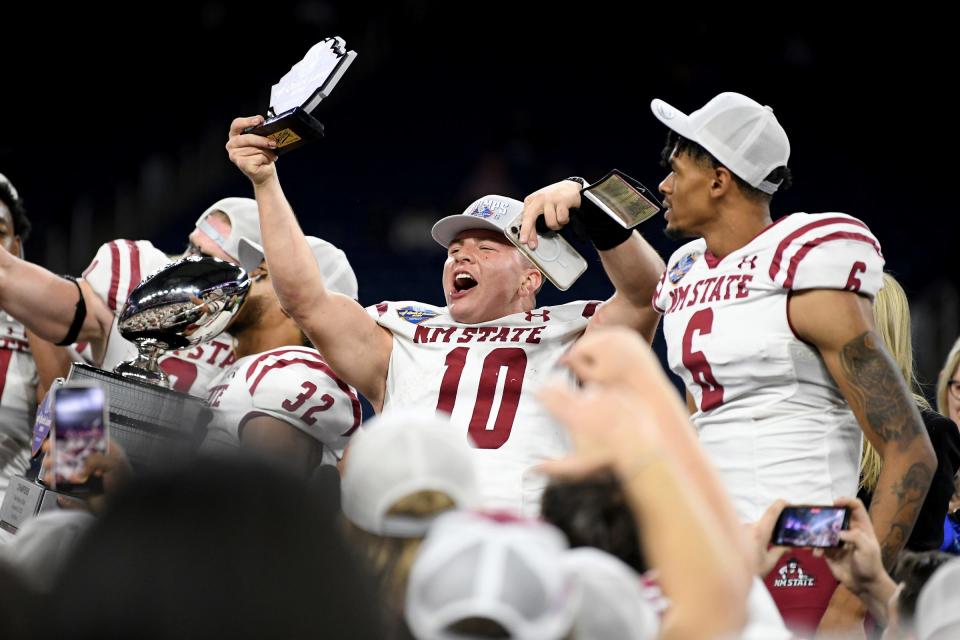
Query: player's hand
226 116 279 186
747 499 789 576
518 180 582 249
814 497 885 597
537 382 662 480
562 327 667 395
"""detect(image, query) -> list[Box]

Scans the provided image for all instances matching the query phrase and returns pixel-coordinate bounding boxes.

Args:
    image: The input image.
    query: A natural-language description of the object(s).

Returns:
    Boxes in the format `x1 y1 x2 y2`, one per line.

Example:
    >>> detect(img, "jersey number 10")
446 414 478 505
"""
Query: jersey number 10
436 347 527 449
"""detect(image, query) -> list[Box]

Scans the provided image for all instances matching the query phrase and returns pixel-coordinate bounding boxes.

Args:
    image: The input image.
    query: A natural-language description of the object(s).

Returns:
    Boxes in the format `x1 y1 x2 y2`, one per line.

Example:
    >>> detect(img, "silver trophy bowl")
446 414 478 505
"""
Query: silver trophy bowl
114 256 251 386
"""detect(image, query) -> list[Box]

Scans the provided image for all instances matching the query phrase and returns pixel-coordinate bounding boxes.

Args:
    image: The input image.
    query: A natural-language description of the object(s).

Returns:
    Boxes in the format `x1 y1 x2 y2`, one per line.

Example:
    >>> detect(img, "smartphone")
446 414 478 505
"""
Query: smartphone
505 213 588 291
51 384 109 494
771 505 851 548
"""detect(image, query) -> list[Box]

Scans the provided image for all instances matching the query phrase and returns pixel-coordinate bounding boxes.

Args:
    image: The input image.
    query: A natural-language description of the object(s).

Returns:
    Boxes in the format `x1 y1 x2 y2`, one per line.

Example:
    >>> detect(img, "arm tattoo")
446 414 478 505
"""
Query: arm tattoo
838 331 923 448
839 331 933 569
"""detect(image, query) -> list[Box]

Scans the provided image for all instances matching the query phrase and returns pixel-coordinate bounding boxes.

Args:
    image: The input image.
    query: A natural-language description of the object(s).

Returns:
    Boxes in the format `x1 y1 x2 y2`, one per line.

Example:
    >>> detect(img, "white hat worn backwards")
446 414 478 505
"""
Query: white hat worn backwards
405 510 579 640
916 557 960 640
238 235 359 301
431 195 524 248
194 197 263 263
340 409 479 537
562 547 659 640
650 91 791 194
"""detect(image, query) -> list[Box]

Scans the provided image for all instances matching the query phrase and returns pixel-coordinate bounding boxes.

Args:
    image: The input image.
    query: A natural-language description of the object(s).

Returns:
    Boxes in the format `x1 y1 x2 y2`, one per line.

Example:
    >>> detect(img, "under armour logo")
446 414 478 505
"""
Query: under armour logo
738 255 758 270
525 310 550 322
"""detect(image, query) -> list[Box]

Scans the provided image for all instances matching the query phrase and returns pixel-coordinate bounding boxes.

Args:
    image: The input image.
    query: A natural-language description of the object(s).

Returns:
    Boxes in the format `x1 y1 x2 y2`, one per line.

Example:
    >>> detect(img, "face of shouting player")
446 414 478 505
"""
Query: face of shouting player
0 203 21 258
442 230 541 324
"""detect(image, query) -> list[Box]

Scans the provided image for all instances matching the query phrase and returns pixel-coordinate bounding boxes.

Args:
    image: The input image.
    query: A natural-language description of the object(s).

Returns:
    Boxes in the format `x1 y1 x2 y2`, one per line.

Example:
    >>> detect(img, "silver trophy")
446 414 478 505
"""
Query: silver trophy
114 255 251 386
1 256 252 533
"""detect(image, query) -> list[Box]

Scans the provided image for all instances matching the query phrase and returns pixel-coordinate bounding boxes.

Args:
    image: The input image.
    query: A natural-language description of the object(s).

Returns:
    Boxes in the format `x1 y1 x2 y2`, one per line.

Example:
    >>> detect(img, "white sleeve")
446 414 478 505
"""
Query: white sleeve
81 240 169 313
239 352 361 450
768 214 884 298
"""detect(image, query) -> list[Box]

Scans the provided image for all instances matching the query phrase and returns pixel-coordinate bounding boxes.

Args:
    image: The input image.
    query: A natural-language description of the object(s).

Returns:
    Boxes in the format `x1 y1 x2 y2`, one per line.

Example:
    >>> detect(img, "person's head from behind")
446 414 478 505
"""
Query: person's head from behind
913 557 960 640
227 234 358 339
540 472 646 573
46 456 382 639
431 196 543 324
937 336 960 426
404 510 578 640
650 92 793 241
884 550 955 639
340 409 480 615
0 172 31 257
185 197 262 263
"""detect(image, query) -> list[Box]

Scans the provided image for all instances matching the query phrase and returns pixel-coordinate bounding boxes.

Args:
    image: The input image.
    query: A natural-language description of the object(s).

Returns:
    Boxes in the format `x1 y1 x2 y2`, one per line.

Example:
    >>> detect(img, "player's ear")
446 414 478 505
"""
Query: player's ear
11 236 23 259
711 166 734 197
520 268 543 297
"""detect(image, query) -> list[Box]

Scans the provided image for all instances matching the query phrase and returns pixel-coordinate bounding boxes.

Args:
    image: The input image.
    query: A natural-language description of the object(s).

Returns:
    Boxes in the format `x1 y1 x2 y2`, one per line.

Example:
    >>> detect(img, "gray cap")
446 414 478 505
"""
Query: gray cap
238 235 359 300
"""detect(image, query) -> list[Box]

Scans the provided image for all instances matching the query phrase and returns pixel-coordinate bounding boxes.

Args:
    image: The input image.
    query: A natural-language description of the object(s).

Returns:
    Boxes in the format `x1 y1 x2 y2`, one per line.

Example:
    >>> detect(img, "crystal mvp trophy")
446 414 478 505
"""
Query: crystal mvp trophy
243 36 357 155
1 257 251 533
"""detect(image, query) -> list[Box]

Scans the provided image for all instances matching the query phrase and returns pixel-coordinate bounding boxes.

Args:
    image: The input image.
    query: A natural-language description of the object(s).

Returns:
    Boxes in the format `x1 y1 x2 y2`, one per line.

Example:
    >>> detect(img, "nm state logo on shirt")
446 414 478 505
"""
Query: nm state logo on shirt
397 306 439 324
773 557 816 588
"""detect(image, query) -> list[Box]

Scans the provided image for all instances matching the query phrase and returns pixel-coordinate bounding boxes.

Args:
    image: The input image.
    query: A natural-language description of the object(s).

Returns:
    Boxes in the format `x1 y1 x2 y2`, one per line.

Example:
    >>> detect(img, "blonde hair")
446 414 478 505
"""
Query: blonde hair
342 491 456 616
861 273 930 492
936 336 960 418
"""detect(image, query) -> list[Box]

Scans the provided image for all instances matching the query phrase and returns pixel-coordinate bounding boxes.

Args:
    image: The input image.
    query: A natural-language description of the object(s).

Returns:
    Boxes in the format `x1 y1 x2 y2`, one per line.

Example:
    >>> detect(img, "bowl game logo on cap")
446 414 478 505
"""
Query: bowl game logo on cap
471 197 512 221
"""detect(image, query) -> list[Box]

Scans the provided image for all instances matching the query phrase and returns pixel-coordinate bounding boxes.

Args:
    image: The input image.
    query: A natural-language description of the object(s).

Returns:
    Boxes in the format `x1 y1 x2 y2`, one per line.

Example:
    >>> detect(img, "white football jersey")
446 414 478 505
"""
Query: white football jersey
370 299 601 514
654 212 885 521
79 239 237 397
0 310 38 506
202 346 361 464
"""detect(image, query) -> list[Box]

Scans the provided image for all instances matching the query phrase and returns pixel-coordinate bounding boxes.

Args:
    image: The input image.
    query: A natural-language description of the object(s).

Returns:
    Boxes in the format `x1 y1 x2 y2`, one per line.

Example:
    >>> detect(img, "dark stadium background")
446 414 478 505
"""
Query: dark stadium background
1 3 954 403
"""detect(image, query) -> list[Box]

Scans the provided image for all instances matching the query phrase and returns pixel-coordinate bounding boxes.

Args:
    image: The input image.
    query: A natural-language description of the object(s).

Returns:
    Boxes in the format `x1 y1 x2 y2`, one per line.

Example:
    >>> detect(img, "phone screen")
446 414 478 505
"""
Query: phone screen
52 385 108 492
772 506 850 548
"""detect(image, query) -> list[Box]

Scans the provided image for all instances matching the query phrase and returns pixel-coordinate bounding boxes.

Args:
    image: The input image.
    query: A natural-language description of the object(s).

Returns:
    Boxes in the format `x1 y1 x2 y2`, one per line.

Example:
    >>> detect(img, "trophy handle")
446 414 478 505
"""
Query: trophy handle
115 339 170 387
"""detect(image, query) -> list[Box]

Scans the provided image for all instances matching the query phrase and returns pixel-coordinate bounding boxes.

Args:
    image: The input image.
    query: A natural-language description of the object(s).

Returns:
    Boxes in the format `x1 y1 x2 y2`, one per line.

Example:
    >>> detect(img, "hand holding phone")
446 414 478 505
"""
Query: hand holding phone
771 505 851 548
505 213 587 291
51 384 109 494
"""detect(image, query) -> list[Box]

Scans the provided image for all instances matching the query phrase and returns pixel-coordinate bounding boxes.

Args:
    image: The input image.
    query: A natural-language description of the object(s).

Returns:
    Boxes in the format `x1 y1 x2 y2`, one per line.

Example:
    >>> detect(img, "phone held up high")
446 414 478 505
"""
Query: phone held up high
771 505 851 548
51 383 109 495
505 213 588 291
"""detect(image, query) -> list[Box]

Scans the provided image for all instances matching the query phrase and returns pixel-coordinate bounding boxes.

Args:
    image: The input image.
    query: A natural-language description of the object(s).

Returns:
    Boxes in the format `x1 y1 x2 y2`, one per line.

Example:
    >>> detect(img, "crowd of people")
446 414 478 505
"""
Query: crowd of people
0 90 958 640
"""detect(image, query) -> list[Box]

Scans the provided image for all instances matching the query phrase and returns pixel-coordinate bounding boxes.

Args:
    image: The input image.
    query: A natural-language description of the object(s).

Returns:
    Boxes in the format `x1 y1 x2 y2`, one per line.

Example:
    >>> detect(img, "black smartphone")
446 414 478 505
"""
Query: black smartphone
771 505 851 548
51 384 109 494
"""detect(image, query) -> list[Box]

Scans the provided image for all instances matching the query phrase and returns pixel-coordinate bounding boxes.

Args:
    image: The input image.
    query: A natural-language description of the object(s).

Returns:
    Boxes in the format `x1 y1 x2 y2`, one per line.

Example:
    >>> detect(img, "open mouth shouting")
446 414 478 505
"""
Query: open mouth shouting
450 270 479 299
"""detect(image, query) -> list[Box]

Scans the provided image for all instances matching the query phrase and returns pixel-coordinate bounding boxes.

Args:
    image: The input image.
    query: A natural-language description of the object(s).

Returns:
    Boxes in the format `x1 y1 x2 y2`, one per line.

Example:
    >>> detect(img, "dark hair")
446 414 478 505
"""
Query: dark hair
45 457 383 640
540 472 646 573
893 550 955 623
0 178 31 243
659 131 793 202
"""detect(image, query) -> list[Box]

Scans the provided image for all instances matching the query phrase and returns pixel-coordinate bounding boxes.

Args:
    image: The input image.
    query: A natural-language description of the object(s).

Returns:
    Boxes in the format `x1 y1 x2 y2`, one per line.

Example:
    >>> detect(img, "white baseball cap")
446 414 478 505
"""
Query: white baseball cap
562 547 659 639
916 558 960 640
431 195 524 248
340 409 479 537
0 510 95 592
405 510 579 640
650 92 790 194
194 197 263 263
238 235 359 301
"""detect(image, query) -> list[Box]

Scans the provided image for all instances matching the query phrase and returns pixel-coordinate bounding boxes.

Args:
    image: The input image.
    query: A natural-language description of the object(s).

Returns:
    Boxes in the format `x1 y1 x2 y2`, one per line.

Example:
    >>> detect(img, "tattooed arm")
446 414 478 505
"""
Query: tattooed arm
789 289 935 630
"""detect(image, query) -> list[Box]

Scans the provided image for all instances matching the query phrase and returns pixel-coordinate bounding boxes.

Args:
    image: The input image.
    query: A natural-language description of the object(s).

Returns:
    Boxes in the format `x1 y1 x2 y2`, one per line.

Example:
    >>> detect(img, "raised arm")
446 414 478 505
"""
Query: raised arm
225 116 392 407
519 180 664 343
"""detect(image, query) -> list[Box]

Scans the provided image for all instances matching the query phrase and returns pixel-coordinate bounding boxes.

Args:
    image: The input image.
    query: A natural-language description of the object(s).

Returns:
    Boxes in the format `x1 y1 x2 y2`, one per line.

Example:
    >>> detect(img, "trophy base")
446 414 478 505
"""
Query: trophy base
0 476 85 534
67 363 211 472
243 107 325 155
